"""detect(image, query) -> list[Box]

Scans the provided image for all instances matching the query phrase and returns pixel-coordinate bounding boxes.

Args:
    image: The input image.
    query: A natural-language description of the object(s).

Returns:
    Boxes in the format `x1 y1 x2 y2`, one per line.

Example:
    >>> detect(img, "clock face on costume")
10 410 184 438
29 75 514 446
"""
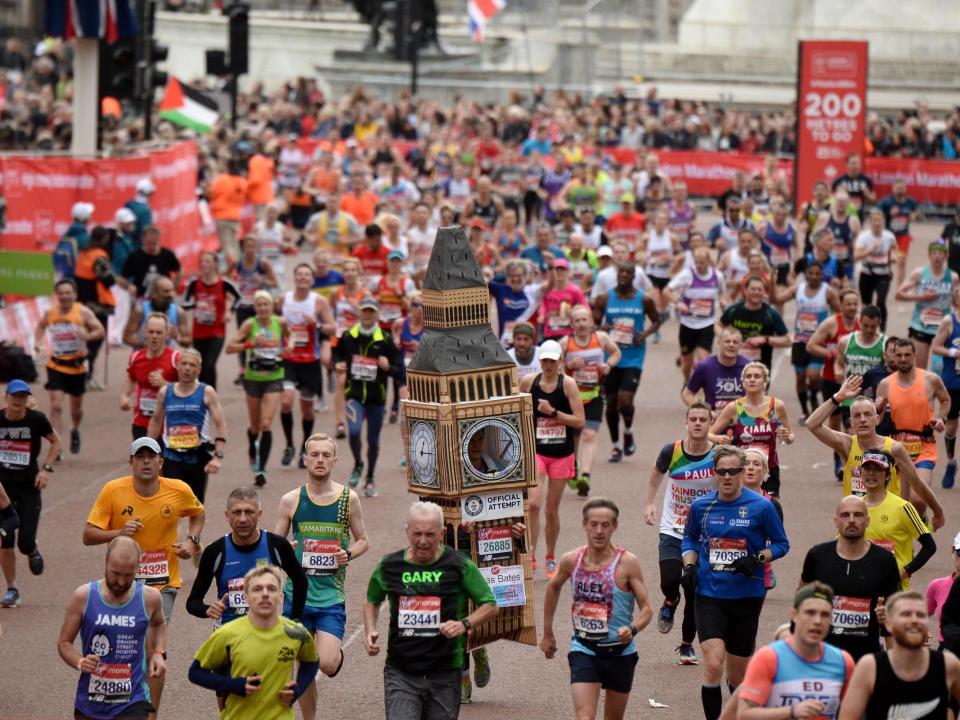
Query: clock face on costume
410 421 439 487
459 415 523 486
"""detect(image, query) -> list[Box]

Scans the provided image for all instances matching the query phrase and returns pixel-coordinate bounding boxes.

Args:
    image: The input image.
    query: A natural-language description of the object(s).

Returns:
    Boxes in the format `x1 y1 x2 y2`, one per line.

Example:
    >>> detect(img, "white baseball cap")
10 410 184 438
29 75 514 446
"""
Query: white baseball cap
539 339 562 361
136 178 156 195
115 207 136 225
953 531 960 553
71 202 94 221
597 246 614 258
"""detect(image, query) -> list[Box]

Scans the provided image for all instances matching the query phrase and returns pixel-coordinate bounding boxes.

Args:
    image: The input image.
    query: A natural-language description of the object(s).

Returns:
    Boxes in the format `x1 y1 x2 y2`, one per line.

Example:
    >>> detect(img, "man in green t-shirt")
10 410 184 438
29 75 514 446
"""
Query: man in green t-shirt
189 566 319 720
364 501 498 720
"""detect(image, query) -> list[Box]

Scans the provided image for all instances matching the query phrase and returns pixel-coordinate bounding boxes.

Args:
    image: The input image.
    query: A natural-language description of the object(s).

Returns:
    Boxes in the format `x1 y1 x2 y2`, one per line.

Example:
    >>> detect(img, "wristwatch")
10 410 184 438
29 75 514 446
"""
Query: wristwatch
213 450 225 459
41 463 54 473
549 408 559 418
187 535 202 546
345 549 353 562
462 618 472 632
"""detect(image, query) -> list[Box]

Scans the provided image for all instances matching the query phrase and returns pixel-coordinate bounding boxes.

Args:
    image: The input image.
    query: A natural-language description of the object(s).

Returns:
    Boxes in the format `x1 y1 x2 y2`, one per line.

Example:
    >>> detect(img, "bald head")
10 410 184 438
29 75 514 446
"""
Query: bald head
834 495 869 539
106 535 142 564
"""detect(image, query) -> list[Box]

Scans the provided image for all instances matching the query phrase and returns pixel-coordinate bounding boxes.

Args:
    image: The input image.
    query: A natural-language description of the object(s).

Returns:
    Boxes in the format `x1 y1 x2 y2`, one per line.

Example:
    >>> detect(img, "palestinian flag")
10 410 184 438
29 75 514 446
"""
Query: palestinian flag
158 77 219 133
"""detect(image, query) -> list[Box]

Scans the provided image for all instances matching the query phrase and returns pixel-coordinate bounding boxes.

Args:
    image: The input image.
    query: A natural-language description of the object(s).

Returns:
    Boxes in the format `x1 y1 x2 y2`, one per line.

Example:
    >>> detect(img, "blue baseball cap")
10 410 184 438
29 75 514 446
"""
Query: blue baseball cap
6 379 31 395
387 250 405 261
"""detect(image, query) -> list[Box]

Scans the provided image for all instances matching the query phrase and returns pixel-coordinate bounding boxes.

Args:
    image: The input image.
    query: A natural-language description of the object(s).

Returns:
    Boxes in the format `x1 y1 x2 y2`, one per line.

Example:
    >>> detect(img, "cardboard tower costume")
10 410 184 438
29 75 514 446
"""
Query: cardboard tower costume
401 225 537 648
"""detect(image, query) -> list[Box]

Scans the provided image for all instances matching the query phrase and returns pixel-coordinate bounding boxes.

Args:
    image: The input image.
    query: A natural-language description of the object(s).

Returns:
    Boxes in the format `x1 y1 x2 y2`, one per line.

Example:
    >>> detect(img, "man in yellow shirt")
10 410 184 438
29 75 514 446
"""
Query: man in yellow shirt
189 565 319 720
82 436 205 714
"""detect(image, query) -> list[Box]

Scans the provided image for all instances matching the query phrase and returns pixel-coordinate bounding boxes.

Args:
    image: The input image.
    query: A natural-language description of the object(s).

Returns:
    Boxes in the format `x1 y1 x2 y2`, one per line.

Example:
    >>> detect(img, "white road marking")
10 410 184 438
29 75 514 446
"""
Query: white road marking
342 622 364 650
45 463 129 512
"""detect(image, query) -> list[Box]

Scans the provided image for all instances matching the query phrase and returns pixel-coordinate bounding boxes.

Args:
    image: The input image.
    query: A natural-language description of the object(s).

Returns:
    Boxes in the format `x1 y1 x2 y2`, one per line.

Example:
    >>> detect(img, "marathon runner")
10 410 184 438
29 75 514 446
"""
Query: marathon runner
590 241 653 301
182 251 241 389
795 227 844 289
897 239 958 369
854 208 897 330
836 305 886 406
364 501 497 720
797 181 831 251
226 290 289 487
800 495 901 660
681 444 789 720
838 591 960 720
278 263 335 468
758 199 798 290
58 537 166 720
122 276 189 349
274 431 369 719
488 259 545 349
34 278 105 455
187 486 305 625
376 250 416 423
231 235 279 383
520 339 585 578
831 154 875 216
682 327 749 416
717 228 758 295
146 349 228 504
775 261 837 421
0 379 59 608
507 322 542 380
931 287 960 488
82 437 204 714
877 338 950 509
667 247 726 382
189 566 320 720
736 582 854 720
540 257 587 341
816 190 860 283
560 306 620 496
331 258 373 438
640 209 681 325
717 275 791 369
594 261 661 463
120 313 179 441
644 402 715 665
541 498 654 720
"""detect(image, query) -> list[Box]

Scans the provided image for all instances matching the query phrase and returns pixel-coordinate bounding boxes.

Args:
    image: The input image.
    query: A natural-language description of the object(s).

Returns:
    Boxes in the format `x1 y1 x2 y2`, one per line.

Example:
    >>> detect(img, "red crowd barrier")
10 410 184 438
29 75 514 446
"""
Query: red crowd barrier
0 141 212 278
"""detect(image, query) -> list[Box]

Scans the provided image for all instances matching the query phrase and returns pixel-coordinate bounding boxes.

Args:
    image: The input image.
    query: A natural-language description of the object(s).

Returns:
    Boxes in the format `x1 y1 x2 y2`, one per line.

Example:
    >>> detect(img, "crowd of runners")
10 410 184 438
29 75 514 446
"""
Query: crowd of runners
8 109 960 719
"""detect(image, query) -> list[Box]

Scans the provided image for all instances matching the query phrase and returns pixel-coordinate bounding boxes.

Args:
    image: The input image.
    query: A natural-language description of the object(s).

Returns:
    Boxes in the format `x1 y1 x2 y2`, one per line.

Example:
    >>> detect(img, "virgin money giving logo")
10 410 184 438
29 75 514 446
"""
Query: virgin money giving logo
810 50 859 79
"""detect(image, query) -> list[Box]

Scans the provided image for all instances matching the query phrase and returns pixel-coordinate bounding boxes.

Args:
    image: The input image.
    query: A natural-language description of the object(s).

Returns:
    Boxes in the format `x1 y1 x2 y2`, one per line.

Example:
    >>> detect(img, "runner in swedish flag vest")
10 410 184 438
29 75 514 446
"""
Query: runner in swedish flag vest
274 432 369 720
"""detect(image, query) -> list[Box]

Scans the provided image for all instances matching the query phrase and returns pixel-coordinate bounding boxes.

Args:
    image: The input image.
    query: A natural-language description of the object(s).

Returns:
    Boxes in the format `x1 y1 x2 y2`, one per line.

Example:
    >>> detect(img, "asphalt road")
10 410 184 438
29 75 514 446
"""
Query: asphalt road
2 218 958 720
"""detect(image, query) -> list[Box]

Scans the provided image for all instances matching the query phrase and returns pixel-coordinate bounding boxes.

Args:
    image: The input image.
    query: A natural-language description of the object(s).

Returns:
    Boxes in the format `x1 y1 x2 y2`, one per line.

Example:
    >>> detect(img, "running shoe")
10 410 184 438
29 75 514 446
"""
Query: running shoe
281 446 295 467
576 476 590 497
460 674 472 704
657 600 676 634
254 473 267 488
364 480 378 497
349 464 364 488
399 455 407 467
28 549 44 576
545 556 557 580
233 374 243 386
87 377 106 392
567 476 579 490
652 331 661 343
298 454 306 469
473 647 491 688
609 448 623 463
676 644 699 665
389 409 399 424
943 460 957 489
315 398 329 413
2 587 20 608
623 433 636 456
531 553 538 571
336 423 347 440
70 429 81 454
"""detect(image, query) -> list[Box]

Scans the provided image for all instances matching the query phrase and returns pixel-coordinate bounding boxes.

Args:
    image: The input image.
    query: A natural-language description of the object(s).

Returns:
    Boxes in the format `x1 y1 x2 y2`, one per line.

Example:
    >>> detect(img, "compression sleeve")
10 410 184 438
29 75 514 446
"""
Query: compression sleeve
185 538 225 619
270 533 307 619
187 659 247 697
0 504 19 538
292 660 320 701
904 533 936 577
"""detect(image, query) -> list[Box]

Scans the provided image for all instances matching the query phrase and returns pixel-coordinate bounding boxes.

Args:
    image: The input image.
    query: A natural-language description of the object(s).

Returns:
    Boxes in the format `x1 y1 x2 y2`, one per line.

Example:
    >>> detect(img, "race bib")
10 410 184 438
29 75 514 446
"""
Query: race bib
291 325 310 348
350 355 379 381
88 663 132 704
254 345 279 361
920 307 943 328
51 324 83 355
796 312 820 334
138 389 157 416
301 538 340 576
572 366 599 387
547 312 570 332
380 303 402 322
135 549 169 586
194 296 217 325
650 250 671 270
850 469 866 497
477 526 513 562
672 504 690 535
398 595 441 636
610 318 635 345
872 539 895 555
770 246 790 265
689 298 714 318
572 602 609 641
0 439 30 467
166 424 200 451
893 432 923 459
536 417 566 443
832 596 870 636
832 242 850 261
226 577 248 614
741 344 761 361
708 537 747 571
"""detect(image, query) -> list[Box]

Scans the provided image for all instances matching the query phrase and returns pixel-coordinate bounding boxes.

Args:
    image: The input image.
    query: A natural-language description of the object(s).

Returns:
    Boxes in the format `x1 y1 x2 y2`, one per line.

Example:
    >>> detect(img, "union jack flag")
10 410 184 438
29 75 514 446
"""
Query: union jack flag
468 0 506 44
44 0 139 43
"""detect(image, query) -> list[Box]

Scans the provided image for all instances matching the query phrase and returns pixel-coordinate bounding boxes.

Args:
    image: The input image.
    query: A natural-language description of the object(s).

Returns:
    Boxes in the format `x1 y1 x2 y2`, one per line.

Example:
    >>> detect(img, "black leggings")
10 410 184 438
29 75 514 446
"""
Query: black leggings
858 273 891 331
193 336 226 389
86 310 111 378
0 482 40 555
660 558 697 645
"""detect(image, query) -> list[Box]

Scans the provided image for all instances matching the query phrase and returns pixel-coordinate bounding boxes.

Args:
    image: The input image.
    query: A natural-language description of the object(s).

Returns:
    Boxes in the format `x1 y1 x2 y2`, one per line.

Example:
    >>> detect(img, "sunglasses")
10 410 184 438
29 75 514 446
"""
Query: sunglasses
411 302 423 308
715 467 744 477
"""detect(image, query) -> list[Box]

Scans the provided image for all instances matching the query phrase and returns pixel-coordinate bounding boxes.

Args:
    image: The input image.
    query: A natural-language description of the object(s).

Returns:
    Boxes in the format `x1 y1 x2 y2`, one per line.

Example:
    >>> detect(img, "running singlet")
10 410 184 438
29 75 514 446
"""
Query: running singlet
569 545 637 657
842 435 902 498
842 333 885 405
161 383 209 463
731 397 780 470
724 248 750 287
216 531 271 623
739 639 851 720
508 347 541 381
287 485 351 608
887 373 935 465
910 266 954 336
794 282 830 344
865 491 926 589
126 347 179 429
565 333 606 402
376 275 409 327
678 267 721 330
864 649 949 720
75 581 151 719
667 201 695 247
645 228 674 279
333 287 366 345
604 290 647 369
941 313 960 390
243 316 284 382
827 215 854 277
281 291 320 364
234 258 268 309
531 373 574 457
657 441 715 539
138 301 179 347
45 303 87 374
762 223 796 268
399 318 423 368
821 314 860 383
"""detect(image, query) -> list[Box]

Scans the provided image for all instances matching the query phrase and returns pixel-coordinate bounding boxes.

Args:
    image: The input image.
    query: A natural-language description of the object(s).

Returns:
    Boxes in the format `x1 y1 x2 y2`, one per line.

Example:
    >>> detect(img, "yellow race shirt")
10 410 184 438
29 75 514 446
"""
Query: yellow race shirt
86 476 204 589
842 435 901 498
865 491 926 589
193 615 319 720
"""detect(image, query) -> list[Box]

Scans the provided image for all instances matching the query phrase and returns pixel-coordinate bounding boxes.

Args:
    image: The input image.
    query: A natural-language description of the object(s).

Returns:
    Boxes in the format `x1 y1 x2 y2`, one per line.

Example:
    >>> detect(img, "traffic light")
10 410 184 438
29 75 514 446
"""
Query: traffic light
99 37 138 100
139 0 169 97
226 3 249 75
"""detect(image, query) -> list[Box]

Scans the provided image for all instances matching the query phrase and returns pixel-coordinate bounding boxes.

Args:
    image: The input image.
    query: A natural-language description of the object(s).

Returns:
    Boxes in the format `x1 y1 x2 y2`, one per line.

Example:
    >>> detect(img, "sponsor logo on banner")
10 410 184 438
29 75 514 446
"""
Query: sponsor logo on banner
461 490 524 522
479 564 526 607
